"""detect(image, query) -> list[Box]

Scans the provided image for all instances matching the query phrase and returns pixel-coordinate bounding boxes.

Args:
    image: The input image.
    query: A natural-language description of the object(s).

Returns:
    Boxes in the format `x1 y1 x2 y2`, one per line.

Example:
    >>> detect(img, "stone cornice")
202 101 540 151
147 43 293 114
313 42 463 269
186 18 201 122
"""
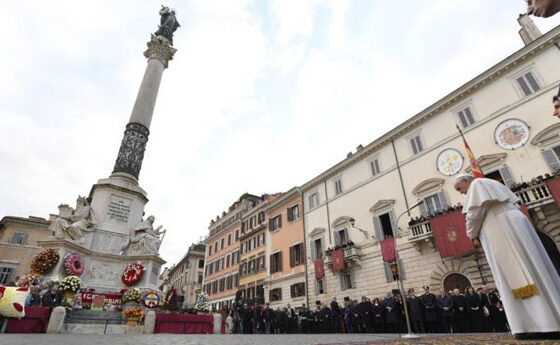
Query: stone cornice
0 216 50 229
300 25 560 192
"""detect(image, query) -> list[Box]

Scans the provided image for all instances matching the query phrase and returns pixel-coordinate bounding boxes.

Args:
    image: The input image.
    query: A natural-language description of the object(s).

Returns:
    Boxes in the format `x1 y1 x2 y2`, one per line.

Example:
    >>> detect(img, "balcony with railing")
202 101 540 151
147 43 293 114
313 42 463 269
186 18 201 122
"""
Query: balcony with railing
324 243 361 266
408 219 433 242
514 181 553 208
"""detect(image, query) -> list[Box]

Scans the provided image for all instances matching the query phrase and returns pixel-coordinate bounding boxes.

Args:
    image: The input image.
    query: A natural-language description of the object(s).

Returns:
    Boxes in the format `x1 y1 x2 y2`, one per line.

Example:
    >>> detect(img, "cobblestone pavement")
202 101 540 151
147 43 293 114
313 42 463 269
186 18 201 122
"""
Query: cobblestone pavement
1 333 539 345
2 334 400 345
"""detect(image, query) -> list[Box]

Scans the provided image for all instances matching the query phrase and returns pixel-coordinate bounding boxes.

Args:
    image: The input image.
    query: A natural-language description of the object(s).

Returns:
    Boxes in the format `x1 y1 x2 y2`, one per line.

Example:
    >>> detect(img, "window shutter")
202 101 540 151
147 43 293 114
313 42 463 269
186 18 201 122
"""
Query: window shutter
311 240 317 261
289 246 295 267
499 166 515 187
300 243 306 264
350 271 356 289
389 210 397 237
438 190 449 210
464 107 474 125
397 259 406 280
339 272 346 290
269 219 273 231
270 255 274 274
525 72 540 91
334 230 340 246
278 251 282 272
278 215 282 229
419 199 428 217
458 110 468 128
314 279 319 294
10 234 18 244
410 138 417 154
542 149 560 172
517 76 531 96
290 284 295 298
373 215 384 241
383 262 392 283
287 208 292 222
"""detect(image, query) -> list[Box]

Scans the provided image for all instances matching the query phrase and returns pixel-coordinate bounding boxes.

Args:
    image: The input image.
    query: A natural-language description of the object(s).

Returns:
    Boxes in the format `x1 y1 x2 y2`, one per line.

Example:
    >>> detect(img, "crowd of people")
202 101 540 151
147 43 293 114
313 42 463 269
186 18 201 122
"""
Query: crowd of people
227 286 509 334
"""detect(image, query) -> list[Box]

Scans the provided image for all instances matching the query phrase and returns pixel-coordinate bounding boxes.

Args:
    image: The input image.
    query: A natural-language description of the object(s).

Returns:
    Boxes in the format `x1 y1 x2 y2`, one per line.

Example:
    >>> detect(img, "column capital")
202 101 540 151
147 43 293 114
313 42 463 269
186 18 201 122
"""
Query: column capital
144 35 177 68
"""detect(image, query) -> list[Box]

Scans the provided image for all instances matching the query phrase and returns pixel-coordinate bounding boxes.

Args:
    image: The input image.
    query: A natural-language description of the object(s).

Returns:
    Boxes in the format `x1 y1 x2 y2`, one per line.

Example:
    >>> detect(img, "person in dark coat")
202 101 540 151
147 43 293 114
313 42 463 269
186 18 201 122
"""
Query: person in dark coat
480 285 498 332
492 291 509 332
330 297 342 333
451 288 467 333
358 296 374 333
41 284 62 309
320 304 332 333
372 298 385 333
419 286 438 333
406 288 425 333
436 289 453 333
241 303 252 334
286 303 296 333
299 303 312 334
465 286 484 332
262 303 273 334
25 284 41 306
343 300 354 333
383 292 400 333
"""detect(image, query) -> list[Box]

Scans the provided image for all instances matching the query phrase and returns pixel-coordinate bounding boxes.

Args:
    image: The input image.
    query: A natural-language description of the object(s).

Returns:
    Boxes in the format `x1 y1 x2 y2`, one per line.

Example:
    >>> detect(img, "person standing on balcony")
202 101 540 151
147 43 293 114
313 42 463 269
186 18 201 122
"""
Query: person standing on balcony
454 174 560 340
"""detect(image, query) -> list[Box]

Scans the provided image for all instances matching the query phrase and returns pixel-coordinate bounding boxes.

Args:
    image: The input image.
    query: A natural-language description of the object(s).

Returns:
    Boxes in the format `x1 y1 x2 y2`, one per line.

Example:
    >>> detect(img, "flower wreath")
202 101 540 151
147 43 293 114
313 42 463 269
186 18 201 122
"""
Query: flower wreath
30 248 60 274
64 253 85 276
122 263 144 286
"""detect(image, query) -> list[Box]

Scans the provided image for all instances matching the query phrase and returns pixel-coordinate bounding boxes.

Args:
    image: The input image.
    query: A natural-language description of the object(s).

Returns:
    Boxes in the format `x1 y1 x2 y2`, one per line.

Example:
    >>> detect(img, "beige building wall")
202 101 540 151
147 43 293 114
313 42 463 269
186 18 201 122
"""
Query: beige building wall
0 216 52 284
266 189 307 309
302 26 560 304
167 243 205 308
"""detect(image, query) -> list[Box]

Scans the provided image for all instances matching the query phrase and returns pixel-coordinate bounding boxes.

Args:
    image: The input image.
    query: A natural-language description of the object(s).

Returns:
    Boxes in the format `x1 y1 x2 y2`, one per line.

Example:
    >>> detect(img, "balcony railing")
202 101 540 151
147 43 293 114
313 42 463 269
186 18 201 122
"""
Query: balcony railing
324 244 361 265
514 182 553 207
408 220 433 242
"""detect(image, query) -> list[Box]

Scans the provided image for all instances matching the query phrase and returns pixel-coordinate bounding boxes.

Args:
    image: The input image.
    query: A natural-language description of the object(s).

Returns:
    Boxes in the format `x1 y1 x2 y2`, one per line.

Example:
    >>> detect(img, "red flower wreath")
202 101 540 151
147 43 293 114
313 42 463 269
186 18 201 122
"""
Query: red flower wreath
122 263 144 286
64 253 85 276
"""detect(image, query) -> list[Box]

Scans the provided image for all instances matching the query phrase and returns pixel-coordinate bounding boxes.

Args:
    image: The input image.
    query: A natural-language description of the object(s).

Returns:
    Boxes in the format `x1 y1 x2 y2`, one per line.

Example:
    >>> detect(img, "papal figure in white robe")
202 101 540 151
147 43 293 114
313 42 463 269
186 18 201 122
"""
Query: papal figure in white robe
454 175 560 337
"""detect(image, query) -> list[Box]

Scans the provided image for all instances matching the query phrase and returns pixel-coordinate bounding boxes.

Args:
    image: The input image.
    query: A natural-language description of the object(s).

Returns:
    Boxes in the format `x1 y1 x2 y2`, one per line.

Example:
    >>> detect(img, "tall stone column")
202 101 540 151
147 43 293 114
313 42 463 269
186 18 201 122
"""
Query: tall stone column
111 36 177 182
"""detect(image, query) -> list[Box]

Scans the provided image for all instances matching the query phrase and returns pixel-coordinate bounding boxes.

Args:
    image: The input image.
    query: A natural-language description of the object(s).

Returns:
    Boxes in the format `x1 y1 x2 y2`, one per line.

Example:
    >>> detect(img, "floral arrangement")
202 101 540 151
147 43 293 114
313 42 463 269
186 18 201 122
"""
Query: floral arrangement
17 273 40 288
122 307 144 319
141 291 161 309
30 248 60 274
122 288 141 304
122 263 144 286
64 253 85 276
60 276 83 293
194 291 209 312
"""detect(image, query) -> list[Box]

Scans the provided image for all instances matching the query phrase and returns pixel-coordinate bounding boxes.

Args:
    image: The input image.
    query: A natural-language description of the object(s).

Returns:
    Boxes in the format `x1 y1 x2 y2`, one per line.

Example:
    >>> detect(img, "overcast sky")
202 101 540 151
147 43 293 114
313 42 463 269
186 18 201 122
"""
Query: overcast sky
1 1 560 267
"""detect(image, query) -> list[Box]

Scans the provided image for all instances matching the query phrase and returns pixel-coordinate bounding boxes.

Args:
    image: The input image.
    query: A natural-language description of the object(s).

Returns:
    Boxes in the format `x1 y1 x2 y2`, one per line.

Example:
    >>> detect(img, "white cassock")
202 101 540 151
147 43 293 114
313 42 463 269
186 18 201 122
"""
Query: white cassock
463 178 560 334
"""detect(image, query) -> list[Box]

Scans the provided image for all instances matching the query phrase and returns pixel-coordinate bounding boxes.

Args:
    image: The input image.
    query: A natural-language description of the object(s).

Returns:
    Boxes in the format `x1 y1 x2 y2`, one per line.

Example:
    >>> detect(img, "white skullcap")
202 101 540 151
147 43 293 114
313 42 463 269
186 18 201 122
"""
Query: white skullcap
455 173 474 182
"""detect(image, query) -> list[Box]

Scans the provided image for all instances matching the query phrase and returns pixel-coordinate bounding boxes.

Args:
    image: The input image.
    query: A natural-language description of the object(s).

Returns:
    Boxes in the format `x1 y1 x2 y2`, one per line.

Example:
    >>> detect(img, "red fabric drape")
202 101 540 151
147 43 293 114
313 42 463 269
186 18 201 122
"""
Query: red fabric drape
314 259 325 278
547 178 560 208
518 204 534 226
1 306 50 333
430 211 474 259
332 249 344 272
380 238 396 262
154 313 213 334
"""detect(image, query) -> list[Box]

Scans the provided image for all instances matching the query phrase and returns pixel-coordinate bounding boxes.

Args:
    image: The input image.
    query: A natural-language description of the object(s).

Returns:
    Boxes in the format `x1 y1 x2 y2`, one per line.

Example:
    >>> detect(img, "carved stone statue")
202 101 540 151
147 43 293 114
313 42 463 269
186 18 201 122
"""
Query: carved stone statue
154 6 180 45
49 196 95 243
123 215 166 255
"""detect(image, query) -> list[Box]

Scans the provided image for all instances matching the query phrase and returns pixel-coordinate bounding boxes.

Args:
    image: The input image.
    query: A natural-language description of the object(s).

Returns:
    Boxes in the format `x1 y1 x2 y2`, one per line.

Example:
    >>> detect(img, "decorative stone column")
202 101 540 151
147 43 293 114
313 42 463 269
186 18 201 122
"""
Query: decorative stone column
112 36 177 181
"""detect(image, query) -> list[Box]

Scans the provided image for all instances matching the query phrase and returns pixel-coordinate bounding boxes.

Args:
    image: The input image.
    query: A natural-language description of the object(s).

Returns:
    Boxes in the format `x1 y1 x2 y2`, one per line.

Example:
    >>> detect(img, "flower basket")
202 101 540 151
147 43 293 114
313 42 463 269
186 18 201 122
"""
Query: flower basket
123 307 144 326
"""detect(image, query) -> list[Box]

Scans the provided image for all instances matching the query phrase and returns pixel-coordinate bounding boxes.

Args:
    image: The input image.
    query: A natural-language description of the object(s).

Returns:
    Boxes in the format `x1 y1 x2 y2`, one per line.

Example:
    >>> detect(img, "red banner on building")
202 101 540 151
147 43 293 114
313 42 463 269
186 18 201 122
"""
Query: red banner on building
380 238 396 262
332 249 344 271
314 259 325 279
430 211 474 259
547 178 560 208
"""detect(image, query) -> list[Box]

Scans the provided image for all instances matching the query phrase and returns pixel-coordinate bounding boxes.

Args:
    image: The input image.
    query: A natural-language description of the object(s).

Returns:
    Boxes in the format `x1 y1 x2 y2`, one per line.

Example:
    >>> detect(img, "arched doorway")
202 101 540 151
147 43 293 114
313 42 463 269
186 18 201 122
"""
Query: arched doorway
443 273 471 294
537 231 560 277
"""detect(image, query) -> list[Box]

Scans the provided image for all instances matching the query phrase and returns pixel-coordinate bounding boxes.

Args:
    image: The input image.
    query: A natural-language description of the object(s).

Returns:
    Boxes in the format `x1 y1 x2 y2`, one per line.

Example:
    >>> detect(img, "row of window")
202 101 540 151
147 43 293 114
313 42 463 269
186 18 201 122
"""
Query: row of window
269 282 306 302
241 211 266 233
307 70 543 210
205 251 240 276
203 273 239 295
269 243 305 274
240 232 265 254
208 230 240 256
240 255 265 277
269 204 301 232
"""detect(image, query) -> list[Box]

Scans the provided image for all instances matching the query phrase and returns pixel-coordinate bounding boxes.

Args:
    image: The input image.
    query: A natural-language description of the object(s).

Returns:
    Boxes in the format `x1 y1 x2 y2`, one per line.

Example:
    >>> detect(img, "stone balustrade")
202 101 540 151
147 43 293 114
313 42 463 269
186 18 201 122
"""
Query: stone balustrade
408 220 433 242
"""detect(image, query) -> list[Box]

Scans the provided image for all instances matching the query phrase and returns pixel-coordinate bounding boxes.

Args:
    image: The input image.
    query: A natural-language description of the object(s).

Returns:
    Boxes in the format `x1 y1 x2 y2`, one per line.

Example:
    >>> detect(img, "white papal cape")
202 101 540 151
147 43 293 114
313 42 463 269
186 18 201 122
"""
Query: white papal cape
463 178 560 334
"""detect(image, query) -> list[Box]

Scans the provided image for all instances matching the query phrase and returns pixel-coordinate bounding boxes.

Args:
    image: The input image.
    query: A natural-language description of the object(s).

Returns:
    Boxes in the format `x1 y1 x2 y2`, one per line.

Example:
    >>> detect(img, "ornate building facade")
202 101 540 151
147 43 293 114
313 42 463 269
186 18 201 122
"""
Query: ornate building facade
301 24 560 304
167 242 206 309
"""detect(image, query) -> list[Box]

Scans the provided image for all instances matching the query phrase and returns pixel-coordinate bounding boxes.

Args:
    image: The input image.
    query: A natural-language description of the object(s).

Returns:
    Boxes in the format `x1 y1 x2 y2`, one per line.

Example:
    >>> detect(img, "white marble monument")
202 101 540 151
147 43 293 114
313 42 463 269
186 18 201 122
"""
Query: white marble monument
39 8 179 292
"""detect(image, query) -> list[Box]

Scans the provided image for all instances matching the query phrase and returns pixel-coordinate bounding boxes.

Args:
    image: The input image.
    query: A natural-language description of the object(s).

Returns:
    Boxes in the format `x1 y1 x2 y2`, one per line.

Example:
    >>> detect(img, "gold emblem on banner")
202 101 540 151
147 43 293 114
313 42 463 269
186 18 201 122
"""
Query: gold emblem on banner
447 228 458 242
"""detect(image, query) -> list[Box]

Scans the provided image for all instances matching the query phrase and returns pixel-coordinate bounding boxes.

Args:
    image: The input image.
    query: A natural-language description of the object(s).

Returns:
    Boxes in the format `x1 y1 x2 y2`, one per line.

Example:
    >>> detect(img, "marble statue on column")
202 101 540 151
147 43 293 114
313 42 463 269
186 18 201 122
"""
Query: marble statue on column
123 215 166 255
48 196 95 243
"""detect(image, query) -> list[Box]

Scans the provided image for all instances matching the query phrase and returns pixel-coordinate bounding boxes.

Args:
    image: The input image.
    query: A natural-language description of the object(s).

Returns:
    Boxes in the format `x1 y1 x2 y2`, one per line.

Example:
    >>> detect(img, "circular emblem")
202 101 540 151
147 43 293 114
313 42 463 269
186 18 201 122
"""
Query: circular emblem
141 291 160 309
447 228 458 242
122 263 144 286
494 119 529 150
64 253 85 276
436 149 464 176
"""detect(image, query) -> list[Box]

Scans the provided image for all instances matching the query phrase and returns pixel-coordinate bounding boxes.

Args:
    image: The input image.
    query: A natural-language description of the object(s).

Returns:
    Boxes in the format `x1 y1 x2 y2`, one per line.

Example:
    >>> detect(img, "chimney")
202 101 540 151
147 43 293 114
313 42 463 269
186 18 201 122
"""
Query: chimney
518 13 542 46
356 144 364 151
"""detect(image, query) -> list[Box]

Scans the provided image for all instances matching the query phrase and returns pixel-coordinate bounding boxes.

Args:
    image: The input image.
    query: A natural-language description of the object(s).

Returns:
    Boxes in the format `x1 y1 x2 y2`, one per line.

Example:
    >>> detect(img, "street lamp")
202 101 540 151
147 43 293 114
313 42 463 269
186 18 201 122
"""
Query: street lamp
393 200 425 339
